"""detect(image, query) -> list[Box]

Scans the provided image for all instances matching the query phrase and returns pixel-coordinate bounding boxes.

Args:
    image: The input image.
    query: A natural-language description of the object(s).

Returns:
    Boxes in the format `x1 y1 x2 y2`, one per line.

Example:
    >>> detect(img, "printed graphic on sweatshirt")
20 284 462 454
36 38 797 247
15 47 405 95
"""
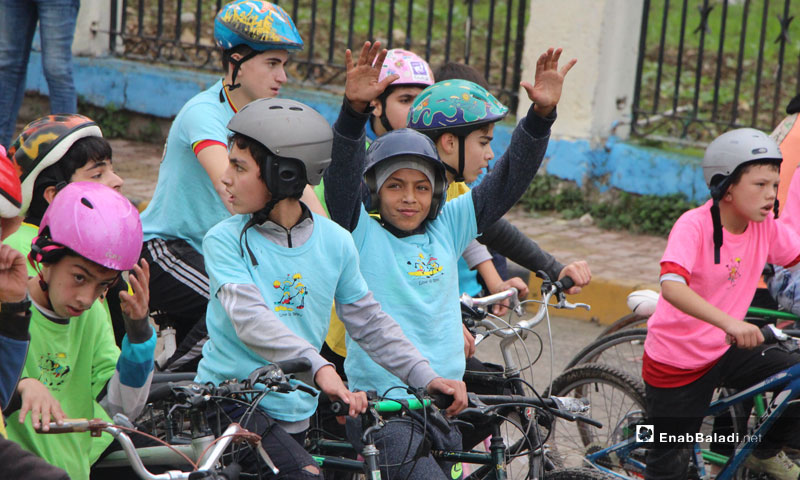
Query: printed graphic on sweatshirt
38 352 71 390
726 257 742 286
272 273 308 313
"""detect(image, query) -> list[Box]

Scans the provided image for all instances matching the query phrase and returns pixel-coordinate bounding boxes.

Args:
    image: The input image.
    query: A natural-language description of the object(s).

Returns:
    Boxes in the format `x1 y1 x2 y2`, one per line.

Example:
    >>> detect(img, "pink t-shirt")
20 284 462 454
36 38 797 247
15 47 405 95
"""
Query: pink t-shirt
780 166 800 235
644 200 800 369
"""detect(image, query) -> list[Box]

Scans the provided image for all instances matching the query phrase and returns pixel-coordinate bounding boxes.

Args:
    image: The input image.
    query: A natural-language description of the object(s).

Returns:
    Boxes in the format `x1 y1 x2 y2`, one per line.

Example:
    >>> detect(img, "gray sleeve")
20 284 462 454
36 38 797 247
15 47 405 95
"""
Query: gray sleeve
337 291 439 389
472 106 555 233
217 283 332 386
462 240 493 270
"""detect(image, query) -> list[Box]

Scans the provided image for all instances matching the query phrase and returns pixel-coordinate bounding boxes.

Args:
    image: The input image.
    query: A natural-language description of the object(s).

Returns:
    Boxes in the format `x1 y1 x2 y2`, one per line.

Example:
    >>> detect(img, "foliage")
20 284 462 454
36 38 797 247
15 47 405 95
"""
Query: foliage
78 98 130 139
519 174 700 237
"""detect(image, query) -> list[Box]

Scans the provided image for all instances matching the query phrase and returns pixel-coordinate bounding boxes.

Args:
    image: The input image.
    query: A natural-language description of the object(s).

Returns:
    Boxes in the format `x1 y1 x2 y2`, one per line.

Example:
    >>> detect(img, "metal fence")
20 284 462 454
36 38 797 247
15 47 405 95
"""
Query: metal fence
108 0 529 111
632 0 800 146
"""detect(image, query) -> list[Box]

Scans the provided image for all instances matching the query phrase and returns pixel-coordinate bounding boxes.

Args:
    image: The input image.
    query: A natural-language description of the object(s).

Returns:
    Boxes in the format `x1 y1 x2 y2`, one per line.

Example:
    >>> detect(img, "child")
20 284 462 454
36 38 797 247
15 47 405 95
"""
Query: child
4 114 122 275
4 182 155 480
323 41 574 479
194 97 463 478
643 128 800 480
140 0 323 372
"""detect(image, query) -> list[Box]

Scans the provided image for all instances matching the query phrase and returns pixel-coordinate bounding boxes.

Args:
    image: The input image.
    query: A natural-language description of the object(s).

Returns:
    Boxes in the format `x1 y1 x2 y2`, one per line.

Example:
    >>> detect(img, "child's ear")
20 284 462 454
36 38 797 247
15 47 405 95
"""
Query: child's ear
43 186 58 205
438 133 457 155
370 99 382 117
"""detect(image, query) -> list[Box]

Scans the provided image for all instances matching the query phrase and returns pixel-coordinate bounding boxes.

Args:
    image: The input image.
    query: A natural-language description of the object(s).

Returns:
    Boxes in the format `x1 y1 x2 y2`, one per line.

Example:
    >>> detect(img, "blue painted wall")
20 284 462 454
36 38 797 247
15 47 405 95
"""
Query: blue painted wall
25 53 707 202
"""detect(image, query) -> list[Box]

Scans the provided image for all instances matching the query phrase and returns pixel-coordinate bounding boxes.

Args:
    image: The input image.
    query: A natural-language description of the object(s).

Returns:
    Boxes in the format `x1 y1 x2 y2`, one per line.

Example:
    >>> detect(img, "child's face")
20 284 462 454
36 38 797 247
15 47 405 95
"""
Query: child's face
725 164 779 223
41 256 118 318
378 168 433 231
235 50 289 103
221 144 271 215
373 86 425 133
439 124 495 184
70 158 123 190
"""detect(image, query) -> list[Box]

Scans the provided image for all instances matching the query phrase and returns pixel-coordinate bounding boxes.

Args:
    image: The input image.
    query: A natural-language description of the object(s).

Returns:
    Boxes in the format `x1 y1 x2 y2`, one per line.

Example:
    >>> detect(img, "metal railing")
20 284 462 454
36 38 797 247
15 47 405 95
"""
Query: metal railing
632 0 800 146
108 0 529 111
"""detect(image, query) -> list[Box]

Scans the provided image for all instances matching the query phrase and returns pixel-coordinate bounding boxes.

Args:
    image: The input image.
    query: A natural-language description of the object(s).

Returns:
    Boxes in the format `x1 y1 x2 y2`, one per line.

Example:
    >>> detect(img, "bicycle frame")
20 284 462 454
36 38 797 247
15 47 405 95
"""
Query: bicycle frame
585 360 800 479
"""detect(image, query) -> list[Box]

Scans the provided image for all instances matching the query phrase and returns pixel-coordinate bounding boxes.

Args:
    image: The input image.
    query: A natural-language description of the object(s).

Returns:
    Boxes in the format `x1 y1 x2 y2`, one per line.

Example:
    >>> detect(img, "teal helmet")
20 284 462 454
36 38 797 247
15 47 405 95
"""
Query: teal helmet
406 80 508 182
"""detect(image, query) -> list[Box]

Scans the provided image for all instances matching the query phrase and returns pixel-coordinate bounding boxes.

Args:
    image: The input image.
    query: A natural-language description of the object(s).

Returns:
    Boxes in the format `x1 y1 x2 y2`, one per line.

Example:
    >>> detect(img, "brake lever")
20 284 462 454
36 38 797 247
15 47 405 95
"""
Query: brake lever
556 299 591 311
293 382 318 396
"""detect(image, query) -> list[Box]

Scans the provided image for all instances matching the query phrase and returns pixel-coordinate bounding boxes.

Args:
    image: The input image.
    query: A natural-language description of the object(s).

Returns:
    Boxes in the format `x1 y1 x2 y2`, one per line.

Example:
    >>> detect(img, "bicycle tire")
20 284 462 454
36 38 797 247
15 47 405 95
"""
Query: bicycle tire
597 313 648 338
544 467 620 479
545 363 647 474
565 329 647 380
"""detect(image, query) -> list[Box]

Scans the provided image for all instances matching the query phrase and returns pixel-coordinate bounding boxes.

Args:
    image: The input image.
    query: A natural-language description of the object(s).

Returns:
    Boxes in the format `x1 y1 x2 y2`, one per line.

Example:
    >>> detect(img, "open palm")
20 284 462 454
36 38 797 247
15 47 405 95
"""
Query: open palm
344 41 399 110
521 47 576 116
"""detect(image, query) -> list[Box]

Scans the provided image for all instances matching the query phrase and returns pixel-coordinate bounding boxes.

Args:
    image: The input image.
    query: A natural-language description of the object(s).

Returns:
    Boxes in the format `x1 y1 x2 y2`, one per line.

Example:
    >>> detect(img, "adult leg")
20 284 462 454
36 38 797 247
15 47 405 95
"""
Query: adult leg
34 0 79 115
0 0 38 145
141 238 210 371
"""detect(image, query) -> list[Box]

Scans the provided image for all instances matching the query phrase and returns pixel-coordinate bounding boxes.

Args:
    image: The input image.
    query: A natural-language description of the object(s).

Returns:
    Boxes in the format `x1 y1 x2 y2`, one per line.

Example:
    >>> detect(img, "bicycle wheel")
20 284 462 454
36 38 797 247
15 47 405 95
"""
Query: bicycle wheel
565 329 646 381
597 313 648 338
545 363 647 475
545 467 620 479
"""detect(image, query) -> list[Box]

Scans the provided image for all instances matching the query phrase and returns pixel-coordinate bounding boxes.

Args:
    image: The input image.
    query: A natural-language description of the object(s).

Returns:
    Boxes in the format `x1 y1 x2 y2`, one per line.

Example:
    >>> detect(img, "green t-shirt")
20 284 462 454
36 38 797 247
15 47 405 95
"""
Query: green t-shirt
6 301 119 480
3 222 38 276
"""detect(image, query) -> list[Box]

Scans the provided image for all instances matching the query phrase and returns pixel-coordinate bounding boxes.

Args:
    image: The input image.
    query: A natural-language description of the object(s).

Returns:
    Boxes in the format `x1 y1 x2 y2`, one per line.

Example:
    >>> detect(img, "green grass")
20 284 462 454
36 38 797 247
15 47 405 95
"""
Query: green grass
117 0 529 107
635 0 800 143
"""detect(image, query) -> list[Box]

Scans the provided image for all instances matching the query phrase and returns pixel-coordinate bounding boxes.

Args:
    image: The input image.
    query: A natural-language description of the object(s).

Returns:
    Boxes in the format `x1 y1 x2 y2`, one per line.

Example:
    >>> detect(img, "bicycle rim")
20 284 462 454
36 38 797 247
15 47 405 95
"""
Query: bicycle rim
545 363 647 475
565 329 647 381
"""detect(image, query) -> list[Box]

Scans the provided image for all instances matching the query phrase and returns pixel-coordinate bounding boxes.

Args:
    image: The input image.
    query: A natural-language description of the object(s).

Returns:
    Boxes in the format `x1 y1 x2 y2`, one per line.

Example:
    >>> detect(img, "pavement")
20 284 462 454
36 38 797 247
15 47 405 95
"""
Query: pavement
108 137 666 327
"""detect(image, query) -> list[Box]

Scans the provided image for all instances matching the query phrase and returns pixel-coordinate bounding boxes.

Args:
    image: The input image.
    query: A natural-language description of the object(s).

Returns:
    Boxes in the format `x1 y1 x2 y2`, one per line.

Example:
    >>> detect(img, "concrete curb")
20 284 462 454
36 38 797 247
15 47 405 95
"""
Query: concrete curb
526 275 659 325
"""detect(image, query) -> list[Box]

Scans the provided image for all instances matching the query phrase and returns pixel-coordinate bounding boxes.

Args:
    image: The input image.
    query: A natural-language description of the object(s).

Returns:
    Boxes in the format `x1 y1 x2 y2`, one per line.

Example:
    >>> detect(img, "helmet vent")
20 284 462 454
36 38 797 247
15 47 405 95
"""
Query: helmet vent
80 197 94 209
752 147 768 154
269 105 283 110
289 107 303 111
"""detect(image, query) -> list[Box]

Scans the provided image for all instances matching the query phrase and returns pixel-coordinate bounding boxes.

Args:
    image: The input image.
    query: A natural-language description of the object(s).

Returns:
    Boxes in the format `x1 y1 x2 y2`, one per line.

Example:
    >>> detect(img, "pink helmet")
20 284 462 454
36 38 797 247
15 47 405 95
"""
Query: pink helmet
38 182 142 271
377 49 434 88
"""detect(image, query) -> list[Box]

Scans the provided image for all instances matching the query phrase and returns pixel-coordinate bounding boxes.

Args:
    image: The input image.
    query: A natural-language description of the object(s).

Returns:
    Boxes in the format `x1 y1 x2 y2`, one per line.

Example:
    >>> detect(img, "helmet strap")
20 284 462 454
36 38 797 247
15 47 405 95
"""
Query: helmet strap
225 50 260 91
709 182 729 265
239 197 282 266
455 136 466 183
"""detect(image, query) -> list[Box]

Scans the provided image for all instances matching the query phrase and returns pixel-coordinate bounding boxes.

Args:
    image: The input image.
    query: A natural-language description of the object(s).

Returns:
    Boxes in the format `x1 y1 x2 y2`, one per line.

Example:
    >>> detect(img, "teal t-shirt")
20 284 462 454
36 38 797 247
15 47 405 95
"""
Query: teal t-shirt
343 192 477 399
195 213 369 421
141 79 234 252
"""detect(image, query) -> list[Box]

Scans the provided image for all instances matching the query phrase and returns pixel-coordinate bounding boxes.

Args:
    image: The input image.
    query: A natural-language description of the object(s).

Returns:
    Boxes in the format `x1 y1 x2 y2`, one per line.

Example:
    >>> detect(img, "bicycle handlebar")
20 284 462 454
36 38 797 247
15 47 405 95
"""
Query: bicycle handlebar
39 421 254 480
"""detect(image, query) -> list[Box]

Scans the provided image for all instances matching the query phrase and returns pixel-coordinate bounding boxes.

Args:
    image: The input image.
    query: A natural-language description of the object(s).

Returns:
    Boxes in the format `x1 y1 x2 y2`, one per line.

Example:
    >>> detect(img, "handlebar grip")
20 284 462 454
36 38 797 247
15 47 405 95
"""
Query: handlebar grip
147 382 176 403
430 392 454 410
275 358 312 375
558 276 575 291
761 325 777 344
329 400 348 415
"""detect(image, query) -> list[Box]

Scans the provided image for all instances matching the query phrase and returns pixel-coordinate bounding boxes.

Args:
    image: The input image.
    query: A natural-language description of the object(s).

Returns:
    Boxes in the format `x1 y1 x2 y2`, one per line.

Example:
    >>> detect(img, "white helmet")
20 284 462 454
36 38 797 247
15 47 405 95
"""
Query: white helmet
703 128 782 189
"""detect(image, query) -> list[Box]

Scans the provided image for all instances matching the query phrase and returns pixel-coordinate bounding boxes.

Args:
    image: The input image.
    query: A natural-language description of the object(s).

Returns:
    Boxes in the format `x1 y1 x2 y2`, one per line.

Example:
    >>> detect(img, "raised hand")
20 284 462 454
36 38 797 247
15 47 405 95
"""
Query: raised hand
520 47 577 117
344 41 399 112
120 259 152 341
0 244 28 303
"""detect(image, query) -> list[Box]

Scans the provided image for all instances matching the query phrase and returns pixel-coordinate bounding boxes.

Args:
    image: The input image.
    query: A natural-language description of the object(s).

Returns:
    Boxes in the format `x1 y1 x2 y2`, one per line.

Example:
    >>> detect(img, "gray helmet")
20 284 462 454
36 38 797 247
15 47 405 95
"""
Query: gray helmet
227 98 332 193
702 127 782 188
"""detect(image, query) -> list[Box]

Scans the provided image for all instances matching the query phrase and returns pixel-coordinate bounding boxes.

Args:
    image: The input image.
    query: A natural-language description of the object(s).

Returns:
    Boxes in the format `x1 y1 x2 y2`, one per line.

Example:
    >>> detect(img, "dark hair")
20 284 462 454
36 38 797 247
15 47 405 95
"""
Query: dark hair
229 132 270 183
222 45 255 73
26 136 113 224
434 62 490 89
726 159 780 187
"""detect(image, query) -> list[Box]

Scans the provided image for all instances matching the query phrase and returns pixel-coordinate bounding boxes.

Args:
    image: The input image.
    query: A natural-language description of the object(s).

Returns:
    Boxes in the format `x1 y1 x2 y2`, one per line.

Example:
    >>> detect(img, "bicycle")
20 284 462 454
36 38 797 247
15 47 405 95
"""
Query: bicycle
308 389 617 480
556 324 800 479
83 358 314 478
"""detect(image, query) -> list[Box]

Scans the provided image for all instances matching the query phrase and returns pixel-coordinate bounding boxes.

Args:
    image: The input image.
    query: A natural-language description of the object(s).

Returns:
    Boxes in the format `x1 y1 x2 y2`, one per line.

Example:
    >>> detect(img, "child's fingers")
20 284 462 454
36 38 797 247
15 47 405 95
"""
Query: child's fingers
378 73 400 91
550 47 562 68
344 49 354 71
357 41 372 65
367 41 382 64
372 45 388 69
560 58 577 76
19 399 30 424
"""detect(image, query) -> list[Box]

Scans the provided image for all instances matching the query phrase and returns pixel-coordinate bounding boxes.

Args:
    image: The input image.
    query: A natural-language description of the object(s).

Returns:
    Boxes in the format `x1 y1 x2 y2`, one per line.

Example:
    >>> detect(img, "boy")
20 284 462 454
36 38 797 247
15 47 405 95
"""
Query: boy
140 0 322 371
643 128 800 480
195 97 463 478
323 41 574 478
4 182 155 480
4 114 122 275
